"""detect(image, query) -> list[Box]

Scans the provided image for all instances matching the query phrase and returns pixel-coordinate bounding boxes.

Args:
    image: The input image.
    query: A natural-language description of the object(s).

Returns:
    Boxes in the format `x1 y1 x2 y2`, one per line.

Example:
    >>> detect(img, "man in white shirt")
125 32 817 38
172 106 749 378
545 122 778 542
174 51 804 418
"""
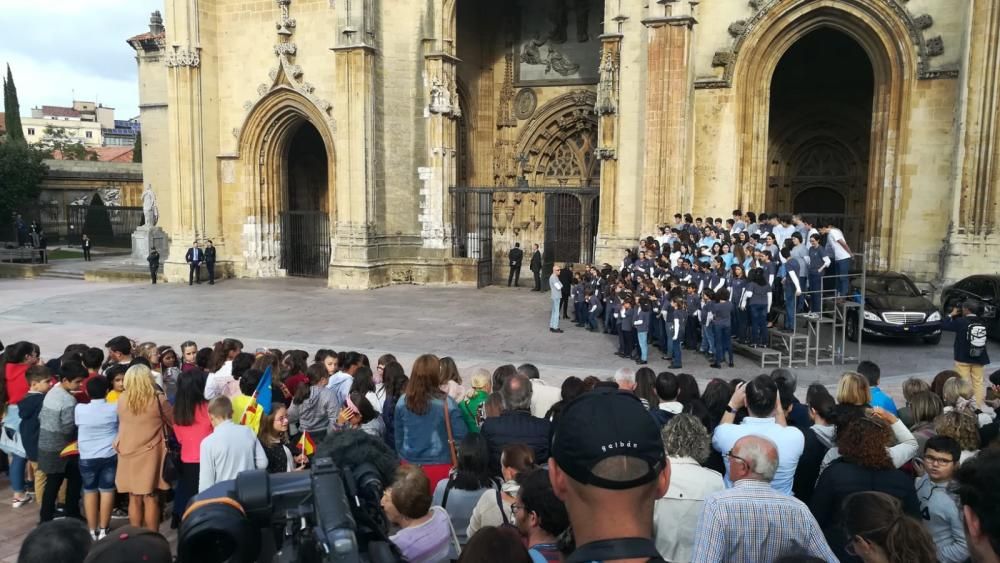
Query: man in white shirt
819 223 853 297
772 214 796 248
518 363 560 417
549 265 564 333
712 375 804 495
199 397 267 492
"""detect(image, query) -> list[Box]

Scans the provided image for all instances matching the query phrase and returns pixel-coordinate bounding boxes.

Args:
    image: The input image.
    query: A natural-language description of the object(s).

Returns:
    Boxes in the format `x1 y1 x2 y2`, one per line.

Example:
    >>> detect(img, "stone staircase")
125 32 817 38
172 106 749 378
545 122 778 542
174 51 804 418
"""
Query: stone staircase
38 267 86 281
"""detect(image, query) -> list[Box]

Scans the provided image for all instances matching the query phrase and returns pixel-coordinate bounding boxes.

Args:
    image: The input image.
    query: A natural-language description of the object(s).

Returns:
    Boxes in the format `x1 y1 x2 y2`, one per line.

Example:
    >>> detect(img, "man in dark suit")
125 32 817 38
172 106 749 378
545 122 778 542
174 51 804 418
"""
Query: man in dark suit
205 240 217 285
508 243 524 287
559 262 573 319
529 244 542 291
82 234 92 261
185 241 202 286
147 248 160 284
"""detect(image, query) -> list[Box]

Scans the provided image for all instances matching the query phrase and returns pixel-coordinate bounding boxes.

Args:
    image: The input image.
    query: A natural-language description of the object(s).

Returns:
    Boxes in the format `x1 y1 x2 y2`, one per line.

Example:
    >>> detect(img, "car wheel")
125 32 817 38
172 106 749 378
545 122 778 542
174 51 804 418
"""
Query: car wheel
846 315 859 342
922 333 942 345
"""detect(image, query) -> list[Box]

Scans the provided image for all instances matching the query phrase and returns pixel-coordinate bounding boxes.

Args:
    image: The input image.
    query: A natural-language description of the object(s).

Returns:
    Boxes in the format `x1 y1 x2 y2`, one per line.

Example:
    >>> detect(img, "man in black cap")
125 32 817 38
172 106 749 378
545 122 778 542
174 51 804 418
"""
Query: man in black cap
549 390 671 562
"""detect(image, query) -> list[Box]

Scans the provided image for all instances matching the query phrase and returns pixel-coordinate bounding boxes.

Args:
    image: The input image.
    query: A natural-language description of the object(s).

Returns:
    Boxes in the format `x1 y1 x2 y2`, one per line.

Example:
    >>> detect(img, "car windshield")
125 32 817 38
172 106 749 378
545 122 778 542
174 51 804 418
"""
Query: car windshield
864 276 919 297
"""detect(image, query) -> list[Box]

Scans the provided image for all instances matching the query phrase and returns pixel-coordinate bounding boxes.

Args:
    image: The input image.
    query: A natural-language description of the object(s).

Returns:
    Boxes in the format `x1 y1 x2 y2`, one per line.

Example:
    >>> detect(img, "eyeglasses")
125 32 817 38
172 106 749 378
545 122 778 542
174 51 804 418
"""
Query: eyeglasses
277 416 289 422
924 455 955 466
726 450 750 469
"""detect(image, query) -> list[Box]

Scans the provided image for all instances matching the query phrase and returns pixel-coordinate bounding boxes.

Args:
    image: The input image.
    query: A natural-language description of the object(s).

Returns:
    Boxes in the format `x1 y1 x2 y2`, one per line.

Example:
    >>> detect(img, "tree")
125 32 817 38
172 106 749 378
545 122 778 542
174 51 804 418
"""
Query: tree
132 130 143 162
38 126 98 161
3 64 25 143
0 141 47 221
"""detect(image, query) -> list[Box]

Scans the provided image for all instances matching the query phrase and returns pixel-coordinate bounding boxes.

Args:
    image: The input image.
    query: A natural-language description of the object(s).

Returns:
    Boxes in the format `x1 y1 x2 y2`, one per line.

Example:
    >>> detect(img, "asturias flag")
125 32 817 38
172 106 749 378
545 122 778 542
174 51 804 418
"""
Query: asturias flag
60 441 79 458
239 366 273 425
298 431 316 457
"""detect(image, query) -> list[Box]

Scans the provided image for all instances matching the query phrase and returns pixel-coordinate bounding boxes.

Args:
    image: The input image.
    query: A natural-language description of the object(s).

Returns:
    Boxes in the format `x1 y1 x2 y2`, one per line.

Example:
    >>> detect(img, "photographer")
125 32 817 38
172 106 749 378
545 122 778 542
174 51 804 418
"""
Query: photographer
942 300 991 406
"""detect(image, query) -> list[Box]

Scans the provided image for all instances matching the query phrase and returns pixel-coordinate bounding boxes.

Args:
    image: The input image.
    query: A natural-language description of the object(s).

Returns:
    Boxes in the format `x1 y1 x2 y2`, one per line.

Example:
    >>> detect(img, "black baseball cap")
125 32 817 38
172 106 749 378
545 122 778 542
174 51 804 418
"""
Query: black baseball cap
550 390 666 490
84 526 172 563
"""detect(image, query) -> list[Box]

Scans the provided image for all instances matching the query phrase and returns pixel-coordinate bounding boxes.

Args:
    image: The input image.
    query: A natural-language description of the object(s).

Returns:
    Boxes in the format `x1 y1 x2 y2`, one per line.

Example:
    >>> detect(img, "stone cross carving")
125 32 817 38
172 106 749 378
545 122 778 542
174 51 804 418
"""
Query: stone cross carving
142 184 159 227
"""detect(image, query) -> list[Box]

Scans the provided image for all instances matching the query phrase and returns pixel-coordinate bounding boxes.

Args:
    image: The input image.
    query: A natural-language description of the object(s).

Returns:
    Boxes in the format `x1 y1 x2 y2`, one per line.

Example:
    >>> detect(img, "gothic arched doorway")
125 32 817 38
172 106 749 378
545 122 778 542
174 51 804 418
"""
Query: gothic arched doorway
281 121 331 277
767 28 873 250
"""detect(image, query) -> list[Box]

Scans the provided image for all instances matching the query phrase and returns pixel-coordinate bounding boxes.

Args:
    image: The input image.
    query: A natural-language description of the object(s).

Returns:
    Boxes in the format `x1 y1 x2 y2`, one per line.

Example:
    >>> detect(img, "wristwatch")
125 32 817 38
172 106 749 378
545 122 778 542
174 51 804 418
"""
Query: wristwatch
725 404 737 414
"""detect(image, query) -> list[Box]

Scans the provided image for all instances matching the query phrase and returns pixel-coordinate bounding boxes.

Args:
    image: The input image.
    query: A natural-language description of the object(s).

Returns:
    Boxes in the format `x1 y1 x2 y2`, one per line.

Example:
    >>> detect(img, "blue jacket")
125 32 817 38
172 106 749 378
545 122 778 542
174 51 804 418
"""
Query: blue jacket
18 392 45 462
394 396 468 464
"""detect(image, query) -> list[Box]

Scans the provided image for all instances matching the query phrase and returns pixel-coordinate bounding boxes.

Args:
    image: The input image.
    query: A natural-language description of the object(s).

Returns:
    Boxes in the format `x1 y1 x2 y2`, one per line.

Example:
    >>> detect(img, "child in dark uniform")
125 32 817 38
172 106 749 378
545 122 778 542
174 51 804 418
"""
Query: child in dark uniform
669 297 686 369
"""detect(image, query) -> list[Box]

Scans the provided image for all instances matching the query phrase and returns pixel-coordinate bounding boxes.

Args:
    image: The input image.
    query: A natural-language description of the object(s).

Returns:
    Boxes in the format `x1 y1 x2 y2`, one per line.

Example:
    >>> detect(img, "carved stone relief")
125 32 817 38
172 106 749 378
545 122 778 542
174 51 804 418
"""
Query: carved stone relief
514 89 538 120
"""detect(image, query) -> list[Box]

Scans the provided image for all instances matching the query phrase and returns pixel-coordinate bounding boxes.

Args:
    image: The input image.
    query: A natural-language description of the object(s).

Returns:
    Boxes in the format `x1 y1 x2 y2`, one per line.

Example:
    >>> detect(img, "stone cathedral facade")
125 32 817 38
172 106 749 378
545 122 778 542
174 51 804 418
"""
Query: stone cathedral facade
129 0 1000 289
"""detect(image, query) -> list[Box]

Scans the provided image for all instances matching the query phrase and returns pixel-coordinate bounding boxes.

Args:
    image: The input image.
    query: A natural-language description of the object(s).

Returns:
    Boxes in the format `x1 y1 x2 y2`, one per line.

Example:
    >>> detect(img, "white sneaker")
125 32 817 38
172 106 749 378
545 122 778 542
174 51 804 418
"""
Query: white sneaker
90 530 99 541
98 528 109 540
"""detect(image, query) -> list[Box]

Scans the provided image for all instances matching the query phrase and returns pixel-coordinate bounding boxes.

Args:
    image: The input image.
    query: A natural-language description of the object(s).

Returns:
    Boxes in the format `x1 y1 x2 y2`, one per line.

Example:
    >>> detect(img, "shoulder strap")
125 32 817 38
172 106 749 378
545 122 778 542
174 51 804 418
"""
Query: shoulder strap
441 477 456 510
566 538 664 563
442 397 458 467
496 487 510 526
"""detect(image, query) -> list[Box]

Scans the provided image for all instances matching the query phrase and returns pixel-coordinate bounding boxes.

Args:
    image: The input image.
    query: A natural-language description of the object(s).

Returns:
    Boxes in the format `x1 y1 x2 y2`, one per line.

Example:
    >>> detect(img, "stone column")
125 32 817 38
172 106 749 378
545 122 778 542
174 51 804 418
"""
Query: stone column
943 0 1000 284
594 33 622 264
329 0 379 288
640 0 696 234
420 46 462 251
162 0 209 282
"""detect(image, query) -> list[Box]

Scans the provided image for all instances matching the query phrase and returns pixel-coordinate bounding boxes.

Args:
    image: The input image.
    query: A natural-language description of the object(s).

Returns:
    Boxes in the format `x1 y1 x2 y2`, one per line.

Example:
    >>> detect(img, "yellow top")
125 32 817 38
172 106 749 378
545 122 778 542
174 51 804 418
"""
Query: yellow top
231 394 263 434
106 390 121 404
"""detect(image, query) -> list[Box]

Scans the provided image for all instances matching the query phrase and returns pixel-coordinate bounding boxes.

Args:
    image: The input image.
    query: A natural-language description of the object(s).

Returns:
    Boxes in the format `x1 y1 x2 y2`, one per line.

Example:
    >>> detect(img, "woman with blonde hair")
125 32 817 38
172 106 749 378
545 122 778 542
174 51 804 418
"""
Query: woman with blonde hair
942 377 995 427
136 342 162 388
897 377 930 427
439 356 467 403
115 364 173 531
837 371 872 406
459 369 491 432
394 354 468 489
907 391 943 452
934 409 980 463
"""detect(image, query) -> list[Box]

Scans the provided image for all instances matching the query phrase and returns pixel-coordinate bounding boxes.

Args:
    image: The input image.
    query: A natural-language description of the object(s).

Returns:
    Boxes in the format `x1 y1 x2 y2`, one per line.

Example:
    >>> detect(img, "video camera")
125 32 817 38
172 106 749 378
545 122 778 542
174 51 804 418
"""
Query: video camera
179 432 402 563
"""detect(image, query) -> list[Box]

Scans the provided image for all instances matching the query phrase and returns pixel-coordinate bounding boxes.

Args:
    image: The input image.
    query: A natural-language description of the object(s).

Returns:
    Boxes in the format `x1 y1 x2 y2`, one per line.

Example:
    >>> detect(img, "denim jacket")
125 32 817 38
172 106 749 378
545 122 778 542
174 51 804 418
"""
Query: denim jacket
394 396 468 464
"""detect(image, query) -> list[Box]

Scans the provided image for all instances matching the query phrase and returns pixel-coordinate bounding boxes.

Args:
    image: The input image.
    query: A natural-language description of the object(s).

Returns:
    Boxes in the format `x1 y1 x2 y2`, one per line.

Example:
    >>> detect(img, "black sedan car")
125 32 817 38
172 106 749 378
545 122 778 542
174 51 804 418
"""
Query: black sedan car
940 274 1000 338
845 272 943 344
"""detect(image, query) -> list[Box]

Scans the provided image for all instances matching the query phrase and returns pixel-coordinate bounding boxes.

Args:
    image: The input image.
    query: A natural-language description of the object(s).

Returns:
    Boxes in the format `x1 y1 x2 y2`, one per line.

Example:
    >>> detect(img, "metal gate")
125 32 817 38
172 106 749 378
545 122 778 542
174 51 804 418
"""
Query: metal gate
452 190 494 288
451 186 598 289
66 205 144 247
280 210 331 278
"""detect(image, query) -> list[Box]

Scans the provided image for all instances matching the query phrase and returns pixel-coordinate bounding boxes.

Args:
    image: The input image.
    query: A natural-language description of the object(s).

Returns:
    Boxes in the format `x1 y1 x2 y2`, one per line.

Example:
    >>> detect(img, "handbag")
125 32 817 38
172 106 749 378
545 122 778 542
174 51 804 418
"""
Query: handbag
442 397 458 468
156 395 181 483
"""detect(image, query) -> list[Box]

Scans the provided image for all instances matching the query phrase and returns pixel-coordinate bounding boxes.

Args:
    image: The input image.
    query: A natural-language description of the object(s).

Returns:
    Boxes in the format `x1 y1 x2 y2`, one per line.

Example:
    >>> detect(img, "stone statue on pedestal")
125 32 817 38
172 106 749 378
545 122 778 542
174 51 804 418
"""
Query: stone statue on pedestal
142 184 159 228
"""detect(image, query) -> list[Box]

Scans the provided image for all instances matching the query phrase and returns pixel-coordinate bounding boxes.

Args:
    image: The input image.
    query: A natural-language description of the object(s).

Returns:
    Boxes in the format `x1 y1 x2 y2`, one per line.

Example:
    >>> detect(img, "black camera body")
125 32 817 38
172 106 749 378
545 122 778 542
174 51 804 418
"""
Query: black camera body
179 456 401 563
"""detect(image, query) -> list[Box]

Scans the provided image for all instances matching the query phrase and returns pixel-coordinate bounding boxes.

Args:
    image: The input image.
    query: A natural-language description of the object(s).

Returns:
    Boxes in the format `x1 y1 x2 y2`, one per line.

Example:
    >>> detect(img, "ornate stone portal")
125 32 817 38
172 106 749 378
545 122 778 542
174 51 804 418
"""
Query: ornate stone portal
129 0 990 287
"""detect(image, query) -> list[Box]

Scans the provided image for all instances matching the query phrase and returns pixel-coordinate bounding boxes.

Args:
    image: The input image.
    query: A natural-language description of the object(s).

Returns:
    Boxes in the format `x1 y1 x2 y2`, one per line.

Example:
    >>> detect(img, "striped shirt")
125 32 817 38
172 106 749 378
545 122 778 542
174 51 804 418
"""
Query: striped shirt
690 480 836 563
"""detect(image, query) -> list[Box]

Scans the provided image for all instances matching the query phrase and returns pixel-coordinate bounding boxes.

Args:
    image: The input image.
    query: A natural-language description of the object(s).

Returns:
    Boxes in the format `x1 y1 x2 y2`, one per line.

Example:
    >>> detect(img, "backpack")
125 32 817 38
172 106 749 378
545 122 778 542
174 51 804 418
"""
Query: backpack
968 320 988 358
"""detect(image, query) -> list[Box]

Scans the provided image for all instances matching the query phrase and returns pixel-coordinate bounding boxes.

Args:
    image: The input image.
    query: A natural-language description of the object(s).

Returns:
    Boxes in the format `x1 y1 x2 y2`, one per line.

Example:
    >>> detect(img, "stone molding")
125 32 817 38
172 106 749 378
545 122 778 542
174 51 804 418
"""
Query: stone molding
165 47 200 68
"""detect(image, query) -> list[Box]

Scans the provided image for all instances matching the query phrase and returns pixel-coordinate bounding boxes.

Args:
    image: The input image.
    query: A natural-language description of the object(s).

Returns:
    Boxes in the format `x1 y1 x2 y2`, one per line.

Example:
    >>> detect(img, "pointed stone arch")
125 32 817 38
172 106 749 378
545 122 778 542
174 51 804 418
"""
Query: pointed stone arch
732 0 919 270
235 87 337 277
514 90 599 187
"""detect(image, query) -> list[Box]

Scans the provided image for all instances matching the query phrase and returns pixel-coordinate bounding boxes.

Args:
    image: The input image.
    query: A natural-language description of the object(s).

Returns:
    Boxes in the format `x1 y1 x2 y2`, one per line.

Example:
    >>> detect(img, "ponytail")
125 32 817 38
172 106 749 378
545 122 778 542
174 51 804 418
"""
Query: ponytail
882 516 938 563
206 338 243 373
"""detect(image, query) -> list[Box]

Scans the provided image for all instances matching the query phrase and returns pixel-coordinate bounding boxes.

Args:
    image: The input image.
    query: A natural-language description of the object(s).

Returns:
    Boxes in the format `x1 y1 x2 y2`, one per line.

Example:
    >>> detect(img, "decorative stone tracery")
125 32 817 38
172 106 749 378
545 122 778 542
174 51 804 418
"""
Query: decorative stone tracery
513 90 599 187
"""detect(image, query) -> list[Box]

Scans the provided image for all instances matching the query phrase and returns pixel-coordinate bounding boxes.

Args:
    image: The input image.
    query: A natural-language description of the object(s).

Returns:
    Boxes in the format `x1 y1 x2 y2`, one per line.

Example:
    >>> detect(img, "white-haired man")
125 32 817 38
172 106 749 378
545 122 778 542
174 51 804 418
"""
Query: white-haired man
690 435 835 563
614 367 636 392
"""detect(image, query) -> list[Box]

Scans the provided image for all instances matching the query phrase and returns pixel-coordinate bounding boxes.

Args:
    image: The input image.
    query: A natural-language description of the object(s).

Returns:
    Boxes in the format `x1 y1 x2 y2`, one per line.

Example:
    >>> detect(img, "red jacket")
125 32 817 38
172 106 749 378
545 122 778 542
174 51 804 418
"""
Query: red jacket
4 363 29 406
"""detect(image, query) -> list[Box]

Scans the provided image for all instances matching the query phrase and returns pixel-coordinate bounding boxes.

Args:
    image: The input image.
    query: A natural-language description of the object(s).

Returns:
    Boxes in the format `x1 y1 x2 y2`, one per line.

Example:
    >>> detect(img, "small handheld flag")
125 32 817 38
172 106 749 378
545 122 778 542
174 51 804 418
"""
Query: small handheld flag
298 431 316 457
60 441 79 458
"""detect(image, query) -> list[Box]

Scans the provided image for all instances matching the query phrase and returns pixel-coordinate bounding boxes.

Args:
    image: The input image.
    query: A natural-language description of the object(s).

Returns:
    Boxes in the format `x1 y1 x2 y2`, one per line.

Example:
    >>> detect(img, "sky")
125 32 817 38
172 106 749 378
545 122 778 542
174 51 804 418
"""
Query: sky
1 0 162 120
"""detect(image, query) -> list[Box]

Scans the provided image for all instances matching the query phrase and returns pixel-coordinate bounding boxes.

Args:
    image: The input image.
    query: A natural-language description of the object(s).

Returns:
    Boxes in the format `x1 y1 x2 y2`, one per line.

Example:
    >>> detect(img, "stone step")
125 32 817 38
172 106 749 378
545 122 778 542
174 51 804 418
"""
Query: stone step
38 270 86 281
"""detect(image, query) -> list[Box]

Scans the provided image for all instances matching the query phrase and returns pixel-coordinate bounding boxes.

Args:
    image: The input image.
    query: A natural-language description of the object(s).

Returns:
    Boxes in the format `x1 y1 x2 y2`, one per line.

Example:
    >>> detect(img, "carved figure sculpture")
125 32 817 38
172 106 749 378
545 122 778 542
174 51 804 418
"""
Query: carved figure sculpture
142 184 159 227
547 47 580 76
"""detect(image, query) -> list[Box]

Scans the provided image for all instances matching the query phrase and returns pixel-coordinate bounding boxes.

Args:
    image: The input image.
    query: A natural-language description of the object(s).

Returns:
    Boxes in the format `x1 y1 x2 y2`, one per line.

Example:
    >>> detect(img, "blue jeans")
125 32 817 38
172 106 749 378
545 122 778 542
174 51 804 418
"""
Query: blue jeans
784 283 800 330
808 271 823 312
637 331 649 361
749 304 768 346
701 321 716 355
836 258 852 296
670 338 682 367
550 299 560 329
714 325 733 365
79 456 118 493
9 454 26 494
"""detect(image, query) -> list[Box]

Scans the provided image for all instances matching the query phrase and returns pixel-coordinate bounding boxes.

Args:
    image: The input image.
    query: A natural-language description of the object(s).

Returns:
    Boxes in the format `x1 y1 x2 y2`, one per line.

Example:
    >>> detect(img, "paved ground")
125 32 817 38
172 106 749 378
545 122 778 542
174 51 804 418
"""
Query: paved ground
1 269 999 558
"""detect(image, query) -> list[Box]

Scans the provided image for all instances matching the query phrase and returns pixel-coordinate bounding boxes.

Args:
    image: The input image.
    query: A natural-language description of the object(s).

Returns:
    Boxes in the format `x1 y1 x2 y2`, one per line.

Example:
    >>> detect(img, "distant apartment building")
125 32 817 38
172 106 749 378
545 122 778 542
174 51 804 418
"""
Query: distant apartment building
20 101 140 148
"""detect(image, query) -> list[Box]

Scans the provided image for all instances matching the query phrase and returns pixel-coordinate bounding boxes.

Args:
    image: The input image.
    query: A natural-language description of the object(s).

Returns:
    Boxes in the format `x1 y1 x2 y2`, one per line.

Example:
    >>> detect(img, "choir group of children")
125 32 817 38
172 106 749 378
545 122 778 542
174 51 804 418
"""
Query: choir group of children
564 211 849 368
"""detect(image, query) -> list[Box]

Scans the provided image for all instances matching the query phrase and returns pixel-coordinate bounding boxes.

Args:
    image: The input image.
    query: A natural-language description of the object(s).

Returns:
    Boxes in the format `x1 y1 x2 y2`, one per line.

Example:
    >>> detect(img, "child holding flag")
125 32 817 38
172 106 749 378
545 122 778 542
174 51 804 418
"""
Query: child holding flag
231 368 268 433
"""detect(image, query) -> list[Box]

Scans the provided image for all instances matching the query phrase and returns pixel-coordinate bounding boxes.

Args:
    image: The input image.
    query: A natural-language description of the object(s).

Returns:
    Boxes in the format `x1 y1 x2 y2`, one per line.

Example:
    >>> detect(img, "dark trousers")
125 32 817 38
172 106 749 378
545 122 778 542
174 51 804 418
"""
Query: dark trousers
532 270 541 291
684 316 700 349
587 311 598 330
749 304 768 346
508 266 521 287
808 272 823 312
149 265 158 284
174 462 200 517
714 326 733 365
619 330 635 357
189 262 201 285
40 458 82 522
83 247 91 261
670 338 682 368
560 295 570 318
207 261 216 284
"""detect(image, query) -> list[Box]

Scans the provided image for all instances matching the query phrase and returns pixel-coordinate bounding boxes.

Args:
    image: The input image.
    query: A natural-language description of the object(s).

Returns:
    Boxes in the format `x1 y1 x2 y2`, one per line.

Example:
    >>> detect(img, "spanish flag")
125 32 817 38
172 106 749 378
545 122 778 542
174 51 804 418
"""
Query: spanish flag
298 431 316 457
60 441 79 458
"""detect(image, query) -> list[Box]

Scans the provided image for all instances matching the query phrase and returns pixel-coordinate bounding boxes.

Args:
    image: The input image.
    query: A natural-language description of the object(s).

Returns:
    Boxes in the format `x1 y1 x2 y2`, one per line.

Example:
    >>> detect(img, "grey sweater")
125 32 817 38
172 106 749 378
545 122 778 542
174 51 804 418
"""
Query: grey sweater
38 385 77 473
916 475 968 563
287 385 338 434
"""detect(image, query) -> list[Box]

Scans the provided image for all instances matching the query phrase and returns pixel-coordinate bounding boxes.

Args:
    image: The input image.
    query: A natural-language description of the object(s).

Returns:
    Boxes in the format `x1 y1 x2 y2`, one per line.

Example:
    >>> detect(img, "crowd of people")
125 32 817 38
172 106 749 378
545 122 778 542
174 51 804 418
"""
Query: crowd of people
2 333 1000 563
538 211 853 366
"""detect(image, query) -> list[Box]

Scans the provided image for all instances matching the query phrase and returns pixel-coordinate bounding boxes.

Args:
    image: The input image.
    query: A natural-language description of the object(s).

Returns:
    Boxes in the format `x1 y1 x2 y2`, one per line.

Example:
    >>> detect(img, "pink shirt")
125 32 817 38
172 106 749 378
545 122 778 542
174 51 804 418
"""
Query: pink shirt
173 403 213 463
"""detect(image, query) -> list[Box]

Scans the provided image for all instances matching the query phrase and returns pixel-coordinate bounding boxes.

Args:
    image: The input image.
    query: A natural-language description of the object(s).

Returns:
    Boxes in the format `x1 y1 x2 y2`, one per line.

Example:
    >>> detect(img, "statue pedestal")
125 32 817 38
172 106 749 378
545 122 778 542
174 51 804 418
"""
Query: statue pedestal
131 226 168 261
